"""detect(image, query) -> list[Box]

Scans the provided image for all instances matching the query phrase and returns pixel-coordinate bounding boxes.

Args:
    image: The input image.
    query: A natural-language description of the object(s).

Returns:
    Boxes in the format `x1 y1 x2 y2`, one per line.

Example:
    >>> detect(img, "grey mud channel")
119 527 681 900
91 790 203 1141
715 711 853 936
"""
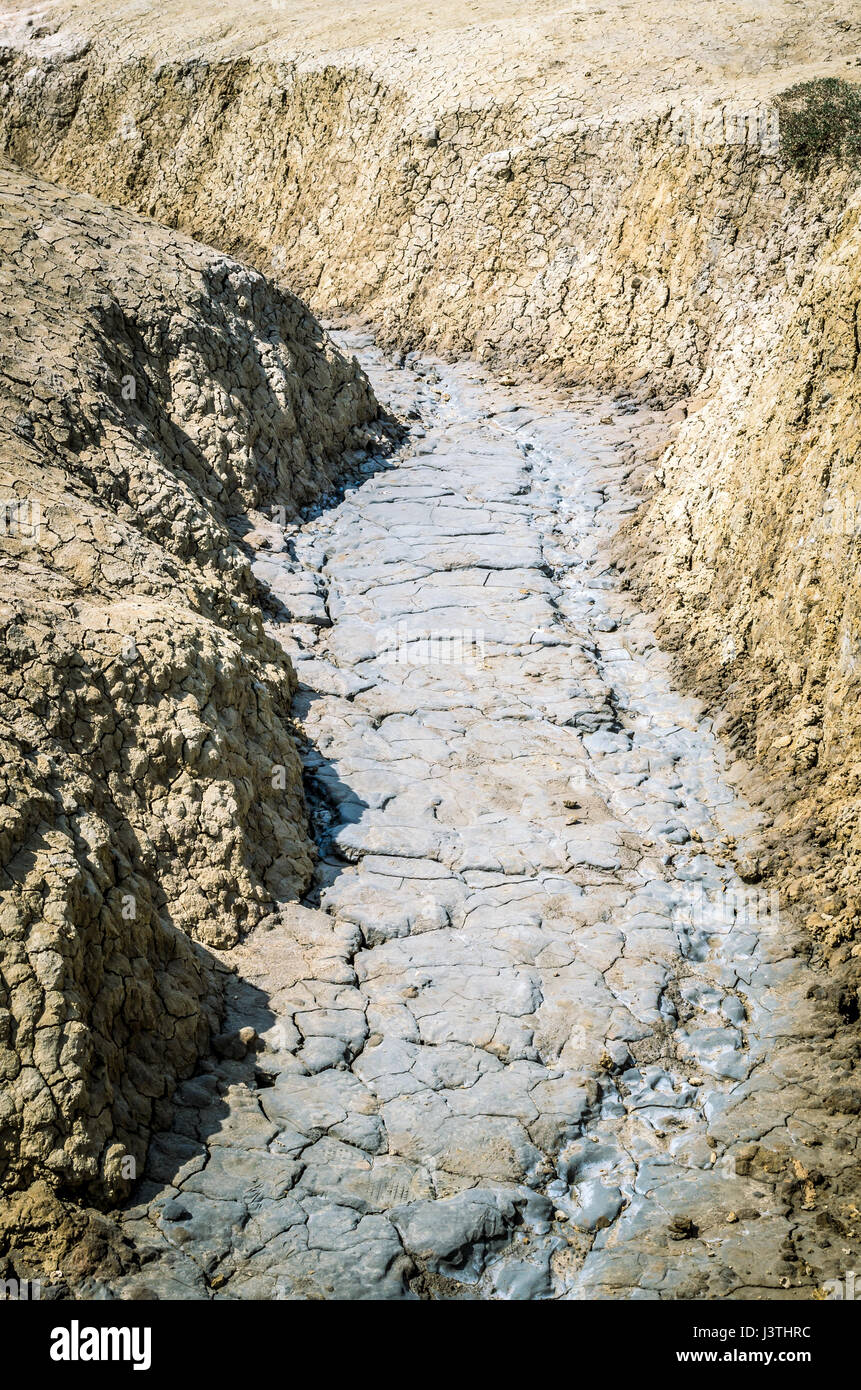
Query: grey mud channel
95 332 857 1300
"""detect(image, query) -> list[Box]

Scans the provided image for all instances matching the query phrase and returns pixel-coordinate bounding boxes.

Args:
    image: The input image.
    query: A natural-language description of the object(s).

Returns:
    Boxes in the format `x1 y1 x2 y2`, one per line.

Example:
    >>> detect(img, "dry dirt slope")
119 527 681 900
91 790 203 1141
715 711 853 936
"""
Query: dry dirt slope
2 0 861 1283
623 194 861 970
0 161 383 1220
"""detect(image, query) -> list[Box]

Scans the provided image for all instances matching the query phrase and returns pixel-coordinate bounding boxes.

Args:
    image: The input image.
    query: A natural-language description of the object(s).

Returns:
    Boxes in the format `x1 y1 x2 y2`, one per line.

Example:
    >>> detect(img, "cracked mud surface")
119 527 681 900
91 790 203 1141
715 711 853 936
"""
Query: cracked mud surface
71 331 861 1301
4 0 861 956
0 166 384 1203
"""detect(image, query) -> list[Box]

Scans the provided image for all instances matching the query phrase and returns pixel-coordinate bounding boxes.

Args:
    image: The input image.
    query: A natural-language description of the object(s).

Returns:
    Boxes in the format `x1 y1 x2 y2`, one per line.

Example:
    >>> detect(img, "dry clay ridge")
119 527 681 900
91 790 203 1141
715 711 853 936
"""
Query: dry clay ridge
0 0 859 1298
0 162 388 1273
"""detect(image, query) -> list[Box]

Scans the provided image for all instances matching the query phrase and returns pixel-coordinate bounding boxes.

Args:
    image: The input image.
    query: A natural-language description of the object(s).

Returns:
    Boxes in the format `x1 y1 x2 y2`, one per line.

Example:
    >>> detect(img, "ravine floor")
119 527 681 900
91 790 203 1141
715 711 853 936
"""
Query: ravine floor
84 332 860 1301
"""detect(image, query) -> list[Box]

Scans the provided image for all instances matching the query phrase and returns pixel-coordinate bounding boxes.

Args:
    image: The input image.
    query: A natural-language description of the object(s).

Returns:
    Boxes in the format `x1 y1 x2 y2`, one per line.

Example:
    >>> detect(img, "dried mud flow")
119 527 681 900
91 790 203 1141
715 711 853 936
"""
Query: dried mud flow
0 0 860 1300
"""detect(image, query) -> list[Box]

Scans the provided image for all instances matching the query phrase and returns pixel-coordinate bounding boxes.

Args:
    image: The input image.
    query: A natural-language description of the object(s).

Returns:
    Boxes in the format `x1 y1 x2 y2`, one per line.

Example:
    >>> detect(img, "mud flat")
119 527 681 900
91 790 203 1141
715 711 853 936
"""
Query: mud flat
65 332 860 1301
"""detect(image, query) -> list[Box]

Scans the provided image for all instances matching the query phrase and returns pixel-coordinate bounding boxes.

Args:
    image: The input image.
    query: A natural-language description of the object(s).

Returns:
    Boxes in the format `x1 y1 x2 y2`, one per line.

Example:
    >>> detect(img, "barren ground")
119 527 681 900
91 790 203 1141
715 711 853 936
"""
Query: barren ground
1 0 861 1301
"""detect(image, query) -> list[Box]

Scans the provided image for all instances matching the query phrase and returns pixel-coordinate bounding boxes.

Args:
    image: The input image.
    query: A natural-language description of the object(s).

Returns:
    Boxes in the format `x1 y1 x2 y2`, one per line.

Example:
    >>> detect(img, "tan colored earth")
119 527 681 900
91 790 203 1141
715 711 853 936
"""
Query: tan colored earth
1 0 861 1300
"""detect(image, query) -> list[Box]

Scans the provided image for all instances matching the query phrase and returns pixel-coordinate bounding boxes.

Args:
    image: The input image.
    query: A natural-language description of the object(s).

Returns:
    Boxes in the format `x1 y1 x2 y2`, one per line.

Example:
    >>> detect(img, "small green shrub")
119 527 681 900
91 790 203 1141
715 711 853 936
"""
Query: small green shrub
775 77 861 173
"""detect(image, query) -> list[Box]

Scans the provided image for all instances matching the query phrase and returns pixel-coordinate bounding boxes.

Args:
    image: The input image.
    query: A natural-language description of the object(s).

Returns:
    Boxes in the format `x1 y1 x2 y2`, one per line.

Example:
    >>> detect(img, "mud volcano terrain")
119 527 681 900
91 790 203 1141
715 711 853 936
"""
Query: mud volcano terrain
1 0 861 1300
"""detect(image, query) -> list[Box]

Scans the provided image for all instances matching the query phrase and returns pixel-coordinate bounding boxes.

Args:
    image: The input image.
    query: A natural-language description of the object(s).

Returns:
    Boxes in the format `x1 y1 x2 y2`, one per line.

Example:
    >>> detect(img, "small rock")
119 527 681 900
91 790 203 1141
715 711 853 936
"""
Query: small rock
668 1215 698 1241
